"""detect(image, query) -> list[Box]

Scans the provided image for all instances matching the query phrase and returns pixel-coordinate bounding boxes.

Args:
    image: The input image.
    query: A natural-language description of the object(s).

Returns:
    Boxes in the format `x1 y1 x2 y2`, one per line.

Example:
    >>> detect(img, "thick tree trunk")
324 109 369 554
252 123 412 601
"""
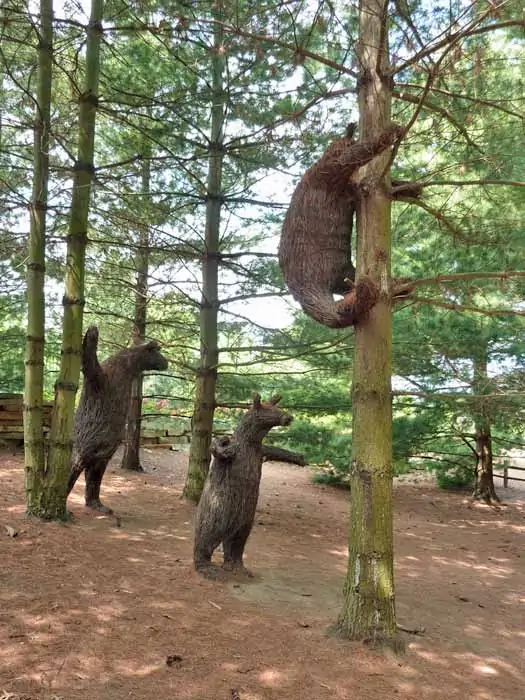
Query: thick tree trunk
183 7 225 503
120 378 144 471
335 0 402 651
121 148 151 472
472 353 499 504
473 425 499 503
43 0 104 520
24 0 53 516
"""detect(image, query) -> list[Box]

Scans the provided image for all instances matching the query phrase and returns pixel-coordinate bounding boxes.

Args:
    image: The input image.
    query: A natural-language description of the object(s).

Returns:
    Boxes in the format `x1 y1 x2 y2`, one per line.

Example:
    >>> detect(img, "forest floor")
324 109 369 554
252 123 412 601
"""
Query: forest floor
1 447 524 700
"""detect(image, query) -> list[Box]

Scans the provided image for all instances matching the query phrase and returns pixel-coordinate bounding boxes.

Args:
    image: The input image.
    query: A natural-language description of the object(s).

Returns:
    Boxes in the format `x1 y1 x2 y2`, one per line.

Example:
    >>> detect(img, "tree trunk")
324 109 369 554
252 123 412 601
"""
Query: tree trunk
183 6 225 503
24 0 53 516
121 146 151 472
42 0 104 520
335 0 402 651
120 378 144 471
472 353 499 504
473 425 498 503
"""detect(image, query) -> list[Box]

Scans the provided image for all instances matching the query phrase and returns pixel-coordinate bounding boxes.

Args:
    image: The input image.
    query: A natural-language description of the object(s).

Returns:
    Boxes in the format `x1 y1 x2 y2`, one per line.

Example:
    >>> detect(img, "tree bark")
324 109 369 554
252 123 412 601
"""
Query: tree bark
43 0 104 520
24 0 53 516
183 6 225 503
335 0 402 651
472 353 499 504
121 145 151 472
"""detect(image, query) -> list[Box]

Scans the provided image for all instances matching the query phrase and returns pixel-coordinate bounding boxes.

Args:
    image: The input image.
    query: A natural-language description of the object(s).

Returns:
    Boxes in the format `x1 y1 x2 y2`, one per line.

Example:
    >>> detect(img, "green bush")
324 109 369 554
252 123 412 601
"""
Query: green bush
272 417 352 472
311 458 419 488
435 464 475 491
311 463 350 487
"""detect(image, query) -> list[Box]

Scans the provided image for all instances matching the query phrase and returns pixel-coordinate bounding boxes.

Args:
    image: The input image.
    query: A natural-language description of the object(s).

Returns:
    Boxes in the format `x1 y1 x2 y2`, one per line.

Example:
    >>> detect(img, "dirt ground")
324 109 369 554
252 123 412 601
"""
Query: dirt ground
1 447 524 700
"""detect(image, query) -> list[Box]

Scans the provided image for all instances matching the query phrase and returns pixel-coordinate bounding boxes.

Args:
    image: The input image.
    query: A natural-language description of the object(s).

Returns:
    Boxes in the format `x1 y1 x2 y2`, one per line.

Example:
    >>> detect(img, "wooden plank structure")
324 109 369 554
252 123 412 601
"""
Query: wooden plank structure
0 393 53 441
0 394 301 462
0 393 189 448
140 429 190 448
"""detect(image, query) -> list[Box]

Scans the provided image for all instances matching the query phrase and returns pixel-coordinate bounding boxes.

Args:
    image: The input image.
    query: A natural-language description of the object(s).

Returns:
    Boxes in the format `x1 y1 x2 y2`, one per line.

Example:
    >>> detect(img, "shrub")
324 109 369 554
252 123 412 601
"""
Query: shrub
435 464 475 491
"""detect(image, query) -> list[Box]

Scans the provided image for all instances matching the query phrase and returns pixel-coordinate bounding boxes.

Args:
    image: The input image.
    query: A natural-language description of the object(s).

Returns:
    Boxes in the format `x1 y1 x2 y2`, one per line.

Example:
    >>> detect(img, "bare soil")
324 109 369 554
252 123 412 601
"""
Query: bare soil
1 447 524 700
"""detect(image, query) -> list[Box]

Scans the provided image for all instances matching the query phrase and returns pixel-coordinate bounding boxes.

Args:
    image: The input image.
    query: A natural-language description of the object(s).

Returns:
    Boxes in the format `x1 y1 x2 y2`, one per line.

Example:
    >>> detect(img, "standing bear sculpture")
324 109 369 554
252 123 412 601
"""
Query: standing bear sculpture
194 393 293 580
67 325 168 514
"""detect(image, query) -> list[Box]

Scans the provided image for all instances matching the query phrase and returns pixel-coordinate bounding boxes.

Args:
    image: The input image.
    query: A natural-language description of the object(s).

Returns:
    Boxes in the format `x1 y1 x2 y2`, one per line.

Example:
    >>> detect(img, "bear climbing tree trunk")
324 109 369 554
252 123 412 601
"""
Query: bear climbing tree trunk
335 0 403 651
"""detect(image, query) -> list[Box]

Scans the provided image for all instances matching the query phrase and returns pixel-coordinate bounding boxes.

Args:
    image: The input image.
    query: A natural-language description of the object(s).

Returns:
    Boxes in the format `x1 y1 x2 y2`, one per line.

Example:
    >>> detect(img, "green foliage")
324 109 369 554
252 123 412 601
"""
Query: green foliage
0 0 522 507
277 417 352 471
0 273 25 392
434 463 476 491
0 328 24 393
311 466 350 488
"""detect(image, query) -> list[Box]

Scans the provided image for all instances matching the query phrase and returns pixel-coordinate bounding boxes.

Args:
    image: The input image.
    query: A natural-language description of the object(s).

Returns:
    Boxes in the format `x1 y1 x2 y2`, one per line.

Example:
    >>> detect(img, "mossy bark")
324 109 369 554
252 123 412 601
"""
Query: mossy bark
24 0 53 517
335 0 402 651
472 352 499 504
42 0 104 520
121 146 151 472
183 5 225 503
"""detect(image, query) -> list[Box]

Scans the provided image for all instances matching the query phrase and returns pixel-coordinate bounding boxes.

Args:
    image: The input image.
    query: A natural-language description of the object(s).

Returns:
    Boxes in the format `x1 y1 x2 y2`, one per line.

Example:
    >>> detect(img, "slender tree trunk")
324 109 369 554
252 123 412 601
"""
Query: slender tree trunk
121 149 151 472
335 0 402 651
41 0 104 520
472 353 499 503
24 0 53 516
183 7 225 503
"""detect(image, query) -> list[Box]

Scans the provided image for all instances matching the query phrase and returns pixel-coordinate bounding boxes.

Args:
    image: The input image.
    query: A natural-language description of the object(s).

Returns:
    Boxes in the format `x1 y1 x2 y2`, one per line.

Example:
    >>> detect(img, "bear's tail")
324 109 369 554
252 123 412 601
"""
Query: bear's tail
292 277 380 329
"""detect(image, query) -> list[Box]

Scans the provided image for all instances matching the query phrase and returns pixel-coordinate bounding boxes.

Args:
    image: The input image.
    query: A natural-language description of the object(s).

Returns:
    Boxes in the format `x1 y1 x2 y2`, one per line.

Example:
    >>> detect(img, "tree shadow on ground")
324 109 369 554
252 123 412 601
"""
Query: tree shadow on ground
1 449 524 700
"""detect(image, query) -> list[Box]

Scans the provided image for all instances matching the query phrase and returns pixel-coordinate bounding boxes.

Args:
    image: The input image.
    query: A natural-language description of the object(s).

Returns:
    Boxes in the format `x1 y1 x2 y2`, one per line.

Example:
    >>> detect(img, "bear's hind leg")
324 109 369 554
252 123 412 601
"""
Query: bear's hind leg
222 524 254 578
85 460 113 514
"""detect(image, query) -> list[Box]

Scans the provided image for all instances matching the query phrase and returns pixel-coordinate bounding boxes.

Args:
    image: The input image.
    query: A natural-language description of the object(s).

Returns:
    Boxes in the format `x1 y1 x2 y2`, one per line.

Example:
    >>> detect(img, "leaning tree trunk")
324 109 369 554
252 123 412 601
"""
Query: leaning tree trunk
472 352 499 503
335 0 402 650
183 6 225 503
42 0 104 520
24 0 53 516
121 145 151 472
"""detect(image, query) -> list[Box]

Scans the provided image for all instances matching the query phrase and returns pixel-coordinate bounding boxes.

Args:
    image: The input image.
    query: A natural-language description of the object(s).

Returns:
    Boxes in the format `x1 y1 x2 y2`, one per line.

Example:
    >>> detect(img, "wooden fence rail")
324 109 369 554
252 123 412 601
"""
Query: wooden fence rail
0 393 189 448
494 465 525 487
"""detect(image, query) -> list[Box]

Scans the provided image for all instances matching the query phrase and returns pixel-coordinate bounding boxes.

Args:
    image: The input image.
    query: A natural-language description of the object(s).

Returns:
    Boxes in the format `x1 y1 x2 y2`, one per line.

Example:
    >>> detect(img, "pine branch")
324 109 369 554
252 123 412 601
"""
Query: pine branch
398 82 523 120
459 434 479 457
212 20 359 79
409 271 525 287
220 291 286 306
407 198 470 241
393 89 481 150
394 12 524 75
420 180 525 188
393 390 525 400
409 295 525 317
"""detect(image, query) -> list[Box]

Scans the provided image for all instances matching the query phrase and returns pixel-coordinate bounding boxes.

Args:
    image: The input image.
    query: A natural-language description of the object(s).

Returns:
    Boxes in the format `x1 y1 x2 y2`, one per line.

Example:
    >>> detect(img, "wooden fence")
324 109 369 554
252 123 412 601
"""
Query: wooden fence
494 464 525 487
0 394 53 440
0 393 188 449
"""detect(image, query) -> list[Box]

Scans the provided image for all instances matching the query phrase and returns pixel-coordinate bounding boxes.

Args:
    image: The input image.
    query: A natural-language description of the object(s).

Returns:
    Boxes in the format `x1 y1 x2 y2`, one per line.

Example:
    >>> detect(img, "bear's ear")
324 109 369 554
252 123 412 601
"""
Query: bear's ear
252 392 261 409
145 340 160 350
345 122 357 139
83 325 99 349
269 394 282 405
